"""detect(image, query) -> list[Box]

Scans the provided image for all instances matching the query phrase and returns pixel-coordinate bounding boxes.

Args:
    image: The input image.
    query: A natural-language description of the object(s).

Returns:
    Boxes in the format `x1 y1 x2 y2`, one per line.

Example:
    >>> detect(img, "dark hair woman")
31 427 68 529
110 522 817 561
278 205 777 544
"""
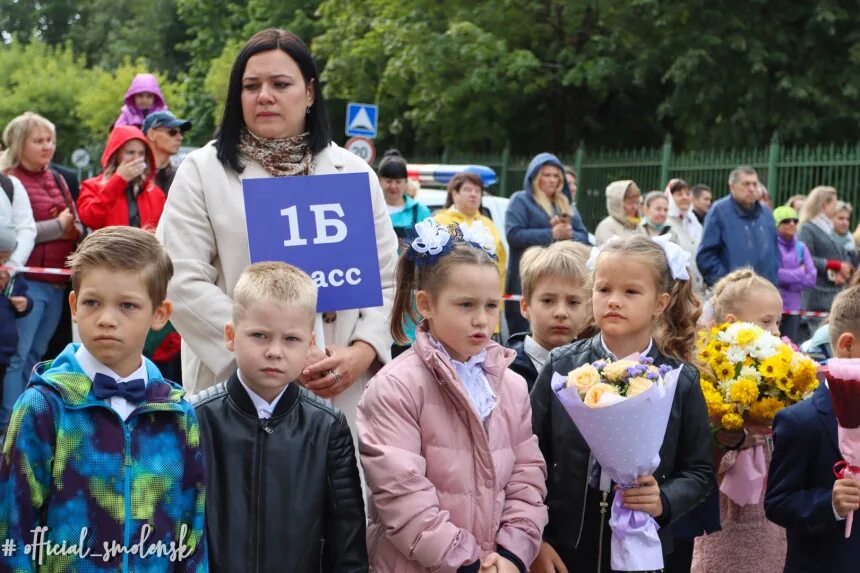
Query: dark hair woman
156 27 397 429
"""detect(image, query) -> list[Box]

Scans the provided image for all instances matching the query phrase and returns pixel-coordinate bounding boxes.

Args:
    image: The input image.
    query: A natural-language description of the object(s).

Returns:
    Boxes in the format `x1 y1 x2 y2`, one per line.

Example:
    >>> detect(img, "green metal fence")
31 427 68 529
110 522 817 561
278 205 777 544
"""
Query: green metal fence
412 135 860 230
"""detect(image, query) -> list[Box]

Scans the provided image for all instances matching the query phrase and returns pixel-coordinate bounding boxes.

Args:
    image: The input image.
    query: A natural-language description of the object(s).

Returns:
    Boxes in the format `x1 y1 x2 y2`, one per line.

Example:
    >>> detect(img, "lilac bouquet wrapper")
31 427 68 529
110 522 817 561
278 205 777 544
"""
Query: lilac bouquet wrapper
551 367 681 571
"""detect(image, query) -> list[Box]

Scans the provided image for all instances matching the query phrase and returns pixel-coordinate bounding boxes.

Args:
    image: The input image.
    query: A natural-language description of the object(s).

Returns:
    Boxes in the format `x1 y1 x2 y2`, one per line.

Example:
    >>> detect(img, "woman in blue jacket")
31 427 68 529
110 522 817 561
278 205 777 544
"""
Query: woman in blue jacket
504 153 588 334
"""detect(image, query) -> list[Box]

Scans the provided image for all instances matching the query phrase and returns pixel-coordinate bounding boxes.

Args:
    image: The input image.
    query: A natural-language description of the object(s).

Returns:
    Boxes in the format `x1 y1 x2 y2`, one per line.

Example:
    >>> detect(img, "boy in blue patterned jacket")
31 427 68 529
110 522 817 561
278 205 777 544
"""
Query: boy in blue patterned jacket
0 226 207 572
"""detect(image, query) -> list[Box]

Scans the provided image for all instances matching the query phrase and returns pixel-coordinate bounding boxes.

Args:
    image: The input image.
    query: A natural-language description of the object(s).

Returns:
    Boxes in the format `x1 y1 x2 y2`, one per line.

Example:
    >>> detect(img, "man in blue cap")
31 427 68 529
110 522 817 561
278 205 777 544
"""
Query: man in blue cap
142 110 191 194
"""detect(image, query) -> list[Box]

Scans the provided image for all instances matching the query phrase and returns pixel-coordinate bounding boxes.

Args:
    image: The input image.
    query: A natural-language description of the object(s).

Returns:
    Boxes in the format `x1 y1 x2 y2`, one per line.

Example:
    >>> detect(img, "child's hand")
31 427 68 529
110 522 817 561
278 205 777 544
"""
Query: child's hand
531 542 568 573
619 475 663 517
9 296 27 313
480 552 500 573
117 157 147 182
833 478 860 518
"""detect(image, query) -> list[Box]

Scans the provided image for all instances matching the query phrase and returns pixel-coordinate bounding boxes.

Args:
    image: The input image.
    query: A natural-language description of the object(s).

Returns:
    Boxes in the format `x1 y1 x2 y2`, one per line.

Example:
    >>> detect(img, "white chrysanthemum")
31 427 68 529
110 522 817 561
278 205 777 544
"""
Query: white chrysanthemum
739 366 762 381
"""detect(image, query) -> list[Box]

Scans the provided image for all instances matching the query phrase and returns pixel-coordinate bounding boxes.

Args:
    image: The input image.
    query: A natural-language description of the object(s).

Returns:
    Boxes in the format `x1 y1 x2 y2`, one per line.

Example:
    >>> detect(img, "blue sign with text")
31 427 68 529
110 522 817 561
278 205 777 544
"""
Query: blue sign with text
243 173 382 312
345 102 378 138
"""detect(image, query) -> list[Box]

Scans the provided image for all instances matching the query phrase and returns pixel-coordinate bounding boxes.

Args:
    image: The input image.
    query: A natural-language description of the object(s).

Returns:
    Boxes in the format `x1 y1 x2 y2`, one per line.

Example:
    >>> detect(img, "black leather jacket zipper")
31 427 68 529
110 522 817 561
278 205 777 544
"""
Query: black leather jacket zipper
254 418 271 572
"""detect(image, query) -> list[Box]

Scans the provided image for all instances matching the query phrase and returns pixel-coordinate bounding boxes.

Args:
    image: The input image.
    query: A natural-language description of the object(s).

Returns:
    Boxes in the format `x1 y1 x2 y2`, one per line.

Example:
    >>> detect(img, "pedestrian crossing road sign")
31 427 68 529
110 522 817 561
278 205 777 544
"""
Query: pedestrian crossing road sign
345 102 378 138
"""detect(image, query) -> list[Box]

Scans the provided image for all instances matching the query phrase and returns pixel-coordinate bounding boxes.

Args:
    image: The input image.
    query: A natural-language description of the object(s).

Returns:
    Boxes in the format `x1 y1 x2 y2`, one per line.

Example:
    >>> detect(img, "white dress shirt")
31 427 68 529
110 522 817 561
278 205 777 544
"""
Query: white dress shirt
237 370 289 419
427 335 497 422
76 345 147 422
524 335 551 374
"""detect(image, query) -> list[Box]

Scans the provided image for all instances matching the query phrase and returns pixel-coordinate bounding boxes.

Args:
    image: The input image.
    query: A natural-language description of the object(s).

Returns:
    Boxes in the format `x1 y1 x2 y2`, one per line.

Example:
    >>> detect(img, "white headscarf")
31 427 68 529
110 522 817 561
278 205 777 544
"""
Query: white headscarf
665 179 703 243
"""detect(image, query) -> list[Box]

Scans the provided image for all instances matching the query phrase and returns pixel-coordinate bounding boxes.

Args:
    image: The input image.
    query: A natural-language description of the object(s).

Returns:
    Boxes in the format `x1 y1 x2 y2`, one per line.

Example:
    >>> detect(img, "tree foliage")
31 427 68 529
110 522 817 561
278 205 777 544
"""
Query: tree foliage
3 0 860 159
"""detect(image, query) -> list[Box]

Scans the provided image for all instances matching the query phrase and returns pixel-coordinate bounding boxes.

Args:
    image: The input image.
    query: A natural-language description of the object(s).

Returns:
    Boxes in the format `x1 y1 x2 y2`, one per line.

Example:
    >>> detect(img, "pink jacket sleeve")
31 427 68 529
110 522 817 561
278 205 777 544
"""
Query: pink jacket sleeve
357 373 481 572
495 378 548 566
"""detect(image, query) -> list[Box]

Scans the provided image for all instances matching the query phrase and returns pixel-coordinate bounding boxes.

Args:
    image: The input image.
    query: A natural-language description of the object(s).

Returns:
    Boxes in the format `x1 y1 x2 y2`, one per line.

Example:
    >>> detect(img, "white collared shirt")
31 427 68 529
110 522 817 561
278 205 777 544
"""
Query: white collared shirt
599 334 653 360
524 335 551 374
76 345 147 422
427 335 497 422
237 370 288 419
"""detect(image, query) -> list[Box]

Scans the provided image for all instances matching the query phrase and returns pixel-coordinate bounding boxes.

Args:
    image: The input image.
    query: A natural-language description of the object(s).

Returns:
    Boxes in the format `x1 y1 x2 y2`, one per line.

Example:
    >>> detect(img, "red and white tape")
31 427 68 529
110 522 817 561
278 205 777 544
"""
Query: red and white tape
1 265 72 276
502 292 829 318
783 309 829 318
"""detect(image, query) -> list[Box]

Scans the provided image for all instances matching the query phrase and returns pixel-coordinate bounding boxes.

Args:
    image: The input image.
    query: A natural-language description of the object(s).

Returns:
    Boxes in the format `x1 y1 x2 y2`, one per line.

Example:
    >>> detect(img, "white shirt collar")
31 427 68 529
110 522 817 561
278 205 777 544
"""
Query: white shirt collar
524 335 551 373
599 334 653 360
76 344 148 386
237 370 288 419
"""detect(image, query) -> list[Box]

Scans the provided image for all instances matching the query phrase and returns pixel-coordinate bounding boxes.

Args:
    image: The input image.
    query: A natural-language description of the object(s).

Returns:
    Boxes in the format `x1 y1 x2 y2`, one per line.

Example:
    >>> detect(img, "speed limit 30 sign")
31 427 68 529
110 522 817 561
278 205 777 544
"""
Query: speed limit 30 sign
344 136 376 164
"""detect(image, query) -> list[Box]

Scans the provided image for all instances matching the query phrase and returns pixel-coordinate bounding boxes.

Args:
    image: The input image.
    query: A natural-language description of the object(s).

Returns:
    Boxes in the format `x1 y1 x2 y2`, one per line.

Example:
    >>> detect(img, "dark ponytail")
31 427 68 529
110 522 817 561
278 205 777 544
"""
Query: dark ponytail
391 249 419 344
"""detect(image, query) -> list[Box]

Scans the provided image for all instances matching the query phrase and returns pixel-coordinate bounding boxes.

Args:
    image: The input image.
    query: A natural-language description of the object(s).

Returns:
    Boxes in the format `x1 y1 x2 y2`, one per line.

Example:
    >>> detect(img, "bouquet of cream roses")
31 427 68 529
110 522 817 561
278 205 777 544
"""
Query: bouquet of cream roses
567 356 675 407
552 355 682 571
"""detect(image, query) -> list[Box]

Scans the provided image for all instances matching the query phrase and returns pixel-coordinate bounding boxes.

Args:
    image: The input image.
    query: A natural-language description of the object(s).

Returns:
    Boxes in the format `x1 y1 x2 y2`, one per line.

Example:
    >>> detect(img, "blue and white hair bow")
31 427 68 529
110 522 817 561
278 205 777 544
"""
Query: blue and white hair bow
405 217 497 266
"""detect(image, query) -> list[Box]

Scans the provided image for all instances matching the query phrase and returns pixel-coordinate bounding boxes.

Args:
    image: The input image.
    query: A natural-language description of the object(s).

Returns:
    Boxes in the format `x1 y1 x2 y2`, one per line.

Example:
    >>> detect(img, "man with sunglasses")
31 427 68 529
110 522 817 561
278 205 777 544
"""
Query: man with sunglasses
142 111 191 195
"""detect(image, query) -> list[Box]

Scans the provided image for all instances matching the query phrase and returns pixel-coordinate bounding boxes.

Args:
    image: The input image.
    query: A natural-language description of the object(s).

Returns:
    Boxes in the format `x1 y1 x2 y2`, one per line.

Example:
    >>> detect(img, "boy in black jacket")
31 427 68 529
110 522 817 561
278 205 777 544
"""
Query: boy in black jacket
507 241 592 391
0 226 32 382
765 285 860 572
191 262 367 573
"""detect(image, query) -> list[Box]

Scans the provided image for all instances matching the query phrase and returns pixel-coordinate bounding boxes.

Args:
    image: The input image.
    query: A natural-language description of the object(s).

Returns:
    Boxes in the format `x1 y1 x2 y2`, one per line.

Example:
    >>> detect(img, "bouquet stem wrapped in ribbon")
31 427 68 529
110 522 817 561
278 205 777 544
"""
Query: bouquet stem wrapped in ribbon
551 355 681 571
825 358 860 538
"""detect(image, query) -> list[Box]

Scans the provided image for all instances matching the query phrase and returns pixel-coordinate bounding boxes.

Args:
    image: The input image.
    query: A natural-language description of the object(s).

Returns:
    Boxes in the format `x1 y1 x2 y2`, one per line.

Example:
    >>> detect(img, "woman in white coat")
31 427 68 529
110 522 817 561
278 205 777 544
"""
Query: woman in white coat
156 28 398 432
665 178 706 298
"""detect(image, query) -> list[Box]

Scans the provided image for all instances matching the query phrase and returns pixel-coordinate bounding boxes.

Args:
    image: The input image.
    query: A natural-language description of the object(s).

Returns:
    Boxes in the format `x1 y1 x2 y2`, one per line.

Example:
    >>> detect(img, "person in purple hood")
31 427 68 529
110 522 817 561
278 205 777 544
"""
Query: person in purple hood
114 73 169 129
774 205 817 342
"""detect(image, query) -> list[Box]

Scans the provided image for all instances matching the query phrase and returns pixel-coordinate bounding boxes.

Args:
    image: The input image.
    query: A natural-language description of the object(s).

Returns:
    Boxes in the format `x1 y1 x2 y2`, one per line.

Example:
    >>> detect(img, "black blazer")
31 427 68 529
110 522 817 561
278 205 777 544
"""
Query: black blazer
506 332 539 392
765 384 860 572
530 335 715 564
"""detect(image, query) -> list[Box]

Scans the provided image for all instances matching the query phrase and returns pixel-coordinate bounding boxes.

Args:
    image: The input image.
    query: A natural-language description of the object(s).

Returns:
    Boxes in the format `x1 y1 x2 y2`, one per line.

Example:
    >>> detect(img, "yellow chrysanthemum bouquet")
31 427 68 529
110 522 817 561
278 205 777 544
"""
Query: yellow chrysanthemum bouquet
697 322 819 431
697 322 820 506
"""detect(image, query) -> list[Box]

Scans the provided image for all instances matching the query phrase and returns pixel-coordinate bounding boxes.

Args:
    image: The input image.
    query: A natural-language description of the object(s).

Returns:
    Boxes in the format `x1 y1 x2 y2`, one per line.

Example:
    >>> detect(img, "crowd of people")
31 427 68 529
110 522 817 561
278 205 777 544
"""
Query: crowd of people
0 26 859 573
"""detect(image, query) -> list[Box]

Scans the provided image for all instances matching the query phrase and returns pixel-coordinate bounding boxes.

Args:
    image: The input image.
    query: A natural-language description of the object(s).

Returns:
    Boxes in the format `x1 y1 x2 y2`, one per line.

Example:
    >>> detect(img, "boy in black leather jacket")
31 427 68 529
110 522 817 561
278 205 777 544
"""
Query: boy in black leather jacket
191 262 367 572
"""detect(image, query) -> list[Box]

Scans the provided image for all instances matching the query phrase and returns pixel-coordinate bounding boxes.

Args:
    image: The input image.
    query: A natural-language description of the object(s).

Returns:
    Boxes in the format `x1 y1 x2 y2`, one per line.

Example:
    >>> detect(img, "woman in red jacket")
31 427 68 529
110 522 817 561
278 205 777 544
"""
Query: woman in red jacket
78 126 166 230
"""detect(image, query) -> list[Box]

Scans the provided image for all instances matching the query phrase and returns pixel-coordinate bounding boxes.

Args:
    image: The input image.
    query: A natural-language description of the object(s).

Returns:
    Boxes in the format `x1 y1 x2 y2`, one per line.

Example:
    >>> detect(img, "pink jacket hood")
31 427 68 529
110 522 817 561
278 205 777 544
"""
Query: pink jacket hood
123 73 166 109
114 74 168 128
357 323 548 572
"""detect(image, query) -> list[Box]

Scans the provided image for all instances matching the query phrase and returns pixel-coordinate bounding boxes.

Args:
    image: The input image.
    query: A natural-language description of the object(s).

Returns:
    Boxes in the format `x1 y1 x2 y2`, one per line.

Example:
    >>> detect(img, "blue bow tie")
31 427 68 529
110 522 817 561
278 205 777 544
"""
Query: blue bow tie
92 372 146 403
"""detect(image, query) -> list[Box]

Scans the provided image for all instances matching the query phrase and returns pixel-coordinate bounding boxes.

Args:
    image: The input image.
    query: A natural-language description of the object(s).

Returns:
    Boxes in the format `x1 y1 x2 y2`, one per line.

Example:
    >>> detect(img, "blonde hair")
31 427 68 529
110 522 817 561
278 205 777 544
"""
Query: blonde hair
233 262 317 325
643 190 668 209
800 186 837 224
0 112 56 171
829 285 860 348
68 226 173 306
531 164 571 217
710 268 780 323
597 235 701 362
391 241 498 344
520 241 591 302
836 200 852 215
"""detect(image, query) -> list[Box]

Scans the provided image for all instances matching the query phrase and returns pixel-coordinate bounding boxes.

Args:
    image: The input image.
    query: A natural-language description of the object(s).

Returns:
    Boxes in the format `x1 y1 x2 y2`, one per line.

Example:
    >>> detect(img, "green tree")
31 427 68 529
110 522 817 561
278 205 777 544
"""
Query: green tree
0 41 93 162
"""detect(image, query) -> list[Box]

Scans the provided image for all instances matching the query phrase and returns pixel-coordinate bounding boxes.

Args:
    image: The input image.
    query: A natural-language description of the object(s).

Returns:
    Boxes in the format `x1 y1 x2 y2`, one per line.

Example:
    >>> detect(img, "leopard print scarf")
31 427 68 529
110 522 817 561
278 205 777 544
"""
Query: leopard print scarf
238 129 315 177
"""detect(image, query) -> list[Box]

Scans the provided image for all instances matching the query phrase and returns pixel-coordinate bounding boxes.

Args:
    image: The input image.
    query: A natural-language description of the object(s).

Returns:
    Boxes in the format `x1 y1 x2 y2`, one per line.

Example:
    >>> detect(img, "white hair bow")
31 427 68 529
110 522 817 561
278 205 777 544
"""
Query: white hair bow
585 234 690 281
652 234 691 280
459 220 497 257
411 218 451 255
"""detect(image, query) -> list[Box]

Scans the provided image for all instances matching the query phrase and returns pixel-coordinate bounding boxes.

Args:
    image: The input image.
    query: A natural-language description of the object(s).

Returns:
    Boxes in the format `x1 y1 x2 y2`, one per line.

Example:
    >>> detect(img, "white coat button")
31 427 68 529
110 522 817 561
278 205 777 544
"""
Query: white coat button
485 479 493 488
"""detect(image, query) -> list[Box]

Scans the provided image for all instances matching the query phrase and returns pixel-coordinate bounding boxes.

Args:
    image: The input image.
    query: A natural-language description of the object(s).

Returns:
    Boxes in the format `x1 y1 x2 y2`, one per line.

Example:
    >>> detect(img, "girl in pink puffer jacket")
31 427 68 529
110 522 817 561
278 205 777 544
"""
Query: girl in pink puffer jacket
357 219 548 573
